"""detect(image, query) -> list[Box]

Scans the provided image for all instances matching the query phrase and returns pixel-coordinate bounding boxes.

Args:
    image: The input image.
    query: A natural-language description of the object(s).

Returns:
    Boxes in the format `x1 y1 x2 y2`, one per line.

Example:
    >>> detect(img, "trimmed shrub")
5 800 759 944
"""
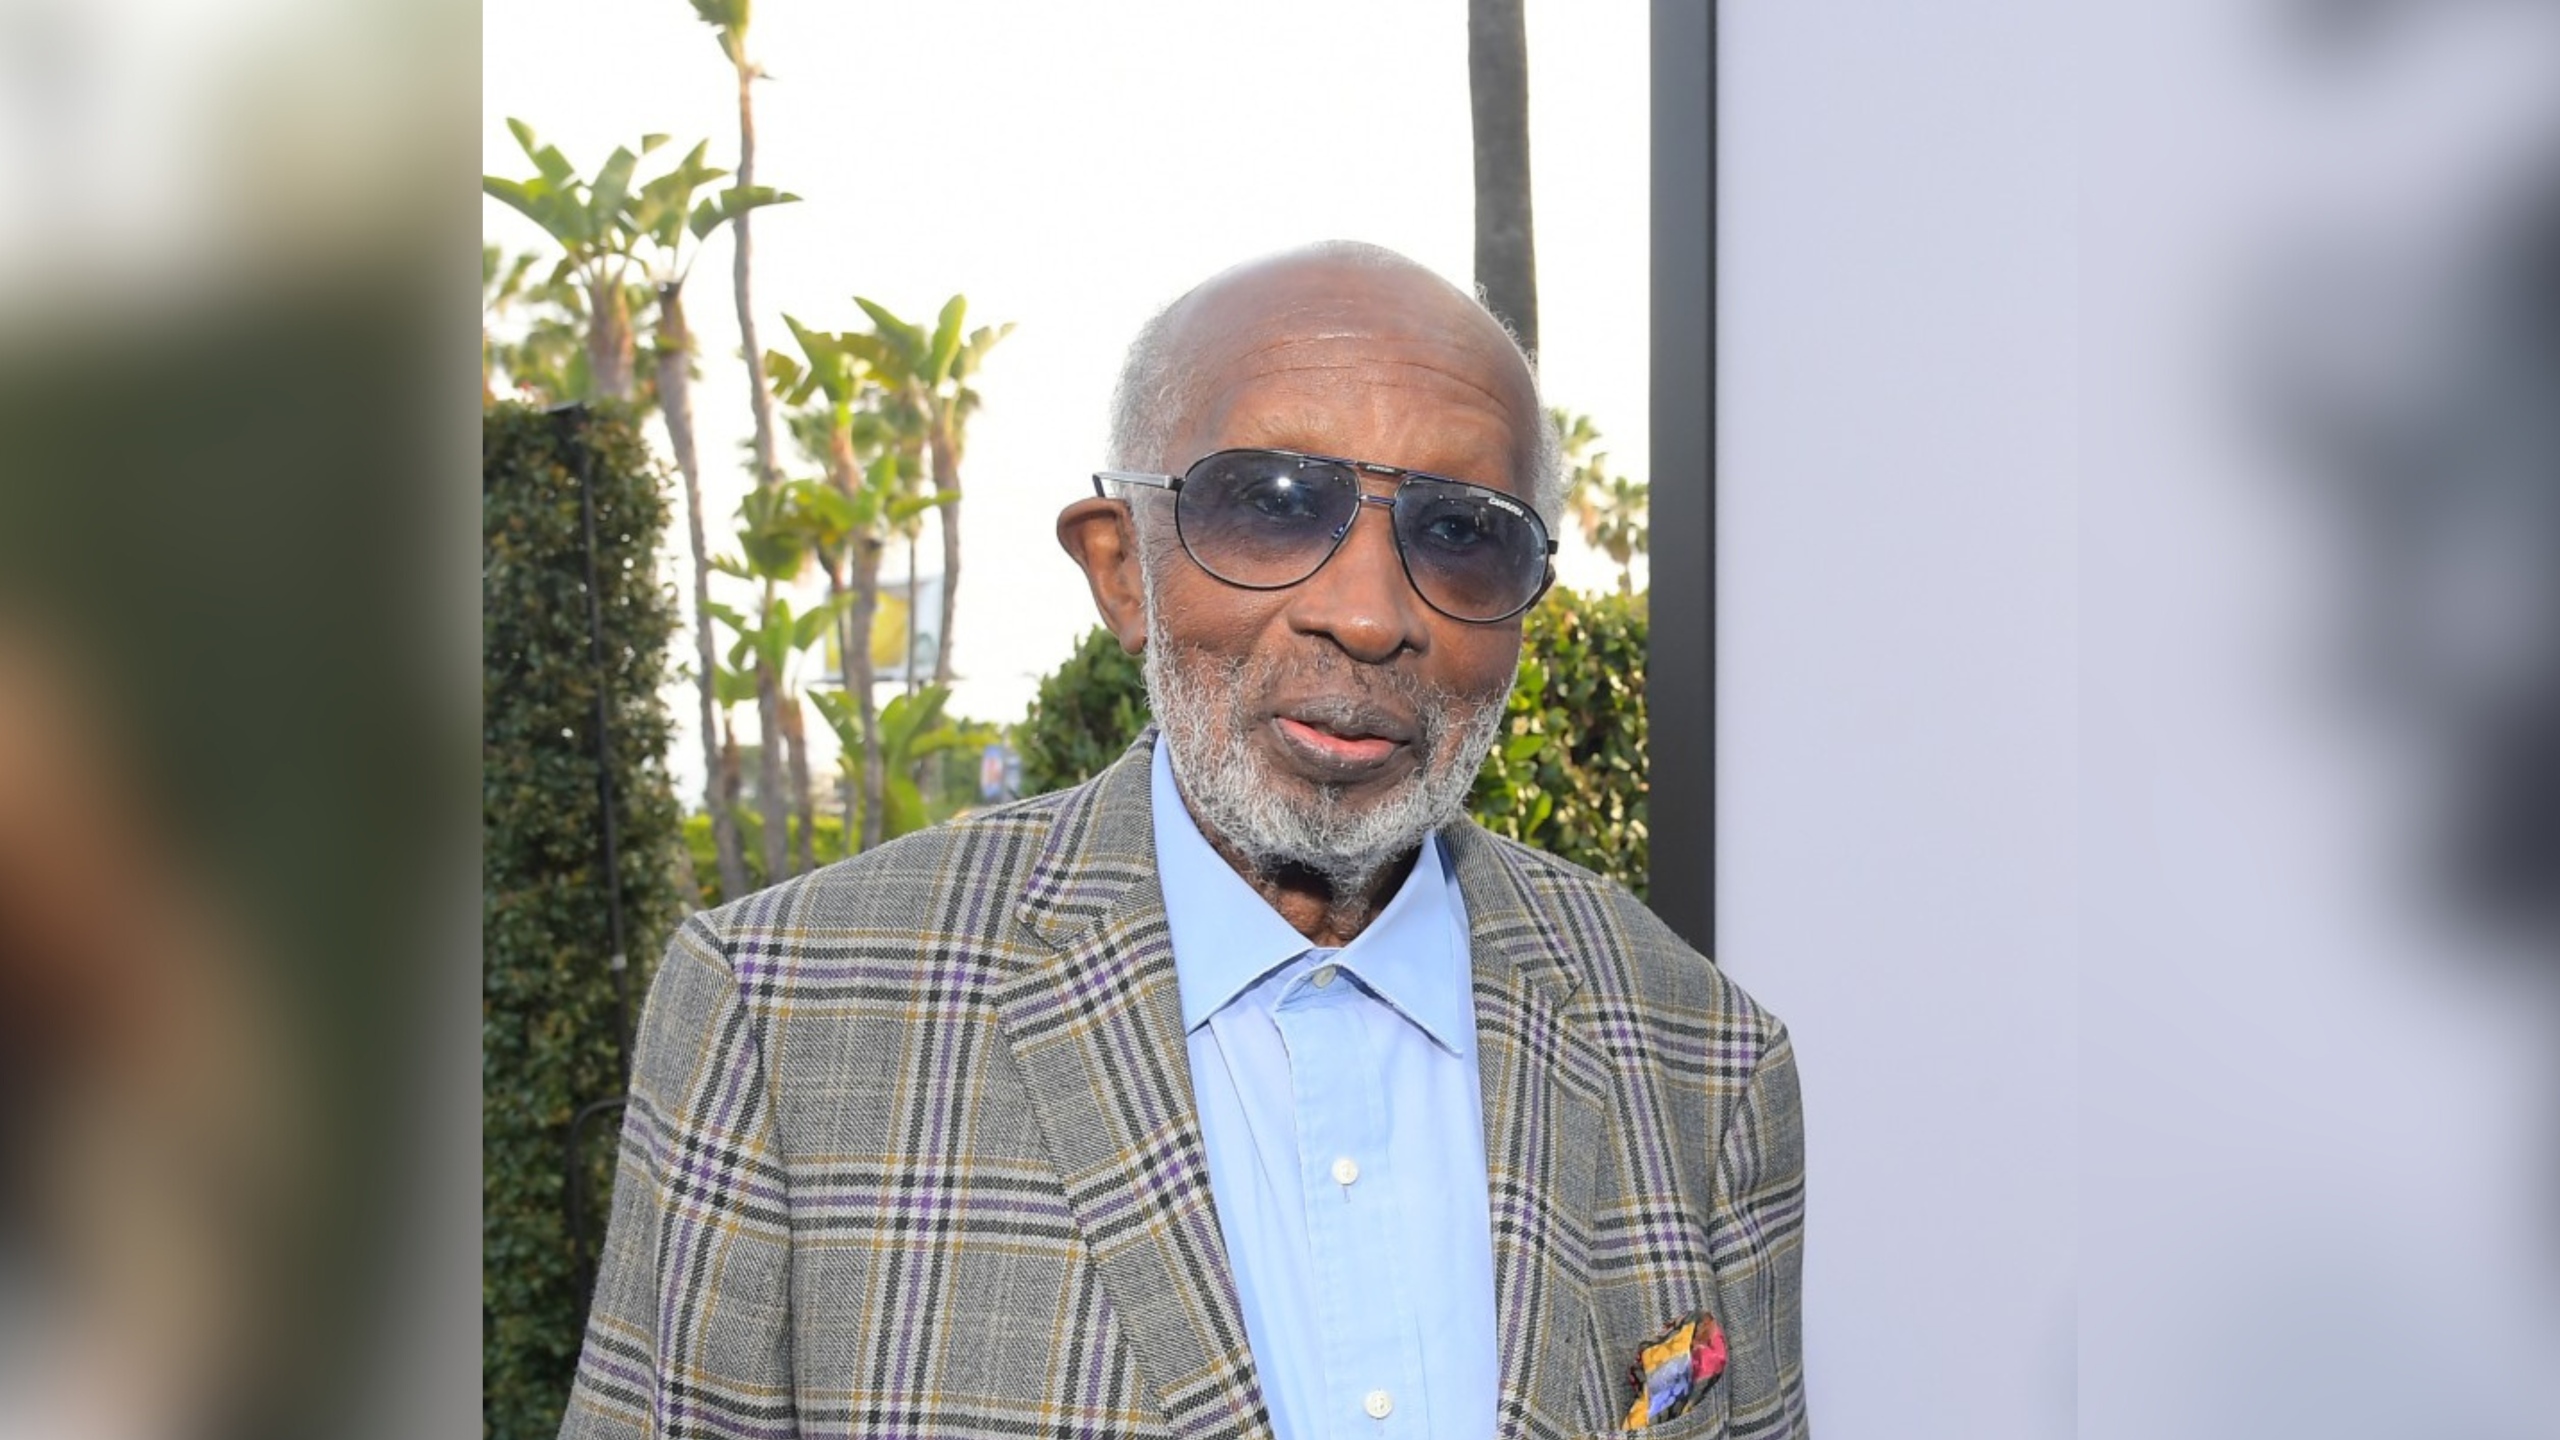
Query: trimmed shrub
483 403 690 1440
1016 624 1151 797
1472 588 1649 898
1014 588 1649 897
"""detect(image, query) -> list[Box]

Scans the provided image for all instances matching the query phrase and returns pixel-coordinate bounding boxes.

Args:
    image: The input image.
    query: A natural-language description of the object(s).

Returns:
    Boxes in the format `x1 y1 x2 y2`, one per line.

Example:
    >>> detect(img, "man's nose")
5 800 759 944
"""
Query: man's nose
1285 489 1431 664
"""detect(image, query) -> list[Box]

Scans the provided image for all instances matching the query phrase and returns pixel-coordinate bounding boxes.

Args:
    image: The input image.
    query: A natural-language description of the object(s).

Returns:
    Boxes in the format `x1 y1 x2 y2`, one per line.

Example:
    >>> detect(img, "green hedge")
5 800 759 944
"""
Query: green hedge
483 403 689 1440
1016 624 1151 798
1472 587 1650 897
1015 588 1649 897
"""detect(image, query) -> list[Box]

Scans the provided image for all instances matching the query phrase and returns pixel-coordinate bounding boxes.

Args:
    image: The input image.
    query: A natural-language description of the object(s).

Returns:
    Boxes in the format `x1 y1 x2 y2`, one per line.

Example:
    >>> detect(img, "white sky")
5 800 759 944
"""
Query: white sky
482 0 1650 792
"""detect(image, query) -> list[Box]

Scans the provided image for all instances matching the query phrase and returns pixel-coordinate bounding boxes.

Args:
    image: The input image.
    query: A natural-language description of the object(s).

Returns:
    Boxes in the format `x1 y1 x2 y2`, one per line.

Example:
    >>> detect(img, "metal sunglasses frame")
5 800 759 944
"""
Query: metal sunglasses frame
1091 447 1560 624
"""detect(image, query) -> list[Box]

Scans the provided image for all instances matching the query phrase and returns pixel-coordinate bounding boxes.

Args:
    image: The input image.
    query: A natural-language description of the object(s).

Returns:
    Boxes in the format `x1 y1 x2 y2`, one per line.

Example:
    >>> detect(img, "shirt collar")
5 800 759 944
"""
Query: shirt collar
1150 738 1474 1056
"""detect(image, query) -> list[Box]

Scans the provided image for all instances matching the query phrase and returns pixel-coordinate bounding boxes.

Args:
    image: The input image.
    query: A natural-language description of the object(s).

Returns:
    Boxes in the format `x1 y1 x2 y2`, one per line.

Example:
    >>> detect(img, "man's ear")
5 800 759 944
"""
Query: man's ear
1056 498 1149 655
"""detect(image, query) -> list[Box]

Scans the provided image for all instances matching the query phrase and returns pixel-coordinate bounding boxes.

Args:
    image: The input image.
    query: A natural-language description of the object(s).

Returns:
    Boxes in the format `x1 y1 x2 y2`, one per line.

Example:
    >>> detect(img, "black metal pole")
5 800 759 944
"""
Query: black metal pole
555 402 636 1085
1648 0 1717 953
564 1093 628 1302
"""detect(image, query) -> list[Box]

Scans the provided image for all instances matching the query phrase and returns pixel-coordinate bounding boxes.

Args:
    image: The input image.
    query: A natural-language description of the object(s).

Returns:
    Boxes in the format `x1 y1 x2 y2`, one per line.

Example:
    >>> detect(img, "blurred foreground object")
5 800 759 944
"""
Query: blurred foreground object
2081 2 2560 1434
2249 0 2560 953
0 0 475 1435
0 627 297 1440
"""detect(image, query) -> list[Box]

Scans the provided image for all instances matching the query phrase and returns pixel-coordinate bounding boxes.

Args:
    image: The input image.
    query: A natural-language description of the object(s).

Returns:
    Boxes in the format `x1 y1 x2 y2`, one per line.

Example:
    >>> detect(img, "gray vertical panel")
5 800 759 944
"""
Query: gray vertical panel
1648 0 1716 951
1717 2 2078 1433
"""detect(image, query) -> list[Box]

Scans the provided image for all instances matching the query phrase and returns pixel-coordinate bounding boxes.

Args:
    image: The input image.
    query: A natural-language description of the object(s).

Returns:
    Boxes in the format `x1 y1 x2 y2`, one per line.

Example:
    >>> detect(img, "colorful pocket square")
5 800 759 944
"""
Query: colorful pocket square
1622 1311 1728 1430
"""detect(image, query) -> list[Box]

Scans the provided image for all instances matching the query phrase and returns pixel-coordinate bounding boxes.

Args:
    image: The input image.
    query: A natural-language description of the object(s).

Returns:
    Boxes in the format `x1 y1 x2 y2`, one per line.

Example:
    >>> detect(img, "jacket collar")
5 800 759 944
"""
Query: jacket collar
1013 729 1585 1002
1000 731 1607 1440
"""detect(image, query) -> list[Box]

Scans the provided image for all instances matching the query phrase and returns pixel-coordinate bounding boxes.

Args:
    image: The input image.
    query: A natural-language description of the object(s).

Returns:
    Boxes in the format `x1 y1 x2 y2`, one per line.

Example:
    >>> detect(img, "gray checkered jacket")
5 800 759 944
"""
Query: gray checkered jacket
561 733 1806 1440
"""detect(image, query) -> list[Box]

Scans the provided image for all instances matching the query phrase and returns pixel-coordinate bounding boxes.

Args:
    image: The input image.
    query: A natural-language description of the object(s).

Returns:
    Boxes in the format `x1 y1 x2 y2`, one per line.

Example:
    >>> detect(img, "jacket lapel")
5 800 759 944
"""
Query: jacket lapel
992 736 1272 1440
1448 824 1614 1440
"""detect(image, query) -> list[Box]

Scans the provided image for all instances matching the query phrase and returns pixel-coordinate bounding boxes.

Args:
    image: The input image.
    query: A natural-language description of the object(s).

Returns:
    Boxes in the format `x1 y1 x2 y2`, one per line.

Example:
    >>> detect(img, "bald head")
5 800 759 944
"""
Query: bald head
1107 241 1561 524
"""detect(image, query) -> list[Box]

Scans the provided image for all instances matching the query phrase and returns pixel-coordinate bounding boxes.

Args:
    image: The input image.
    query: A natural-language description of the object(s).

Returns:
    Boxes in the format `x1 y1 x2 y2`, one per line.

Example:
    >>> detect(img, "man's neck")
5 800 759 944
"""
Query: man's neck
1187 816 1420 950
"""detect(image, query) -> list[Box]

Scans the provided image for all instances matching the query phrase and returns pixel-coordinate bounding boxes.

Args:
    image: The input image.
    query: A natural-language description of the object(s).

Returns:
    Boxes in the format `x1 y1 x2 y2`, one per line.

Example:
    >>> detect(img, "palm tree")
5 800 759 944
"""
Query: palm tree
841 295 1012 688
1554 406 1607 540
482 246 534 403
707 576 846 879
1468 0 1538 355
484 244 647 407
1589 472 1650 595
769 322 952 849
1552 408 1649 595
710 658 756 885
482 121 654 402
687 1 783 489
491 276 658 408
687 0 797 888
623 140 796 900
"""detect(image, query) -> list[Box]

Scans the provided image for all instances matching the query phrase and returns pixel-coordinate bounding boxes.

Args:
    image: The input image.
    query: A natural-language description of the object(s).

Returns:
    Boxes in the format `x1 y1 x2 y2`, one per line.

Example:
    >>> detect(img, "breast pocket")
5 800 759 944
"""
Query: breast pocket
1595 1399 1726 1440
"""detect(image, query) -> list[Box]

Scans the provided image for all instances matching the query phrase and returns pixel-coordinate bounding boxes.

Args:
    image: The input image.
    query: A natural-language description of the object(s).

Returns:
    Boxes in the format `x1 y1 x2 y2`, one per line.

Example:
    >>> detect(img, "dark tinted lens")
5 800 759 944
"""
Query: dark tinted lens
1177 451 1358 586
1392 479 1550 620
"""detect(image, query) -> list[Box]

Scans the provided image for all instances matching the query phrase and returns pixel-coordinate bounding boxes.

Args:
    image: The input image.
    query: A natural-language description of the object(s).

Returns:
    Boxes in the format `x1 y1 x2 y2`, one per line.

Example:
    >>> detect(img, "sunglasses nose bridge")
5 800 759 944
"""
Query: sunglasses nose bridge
1322 479 1400 541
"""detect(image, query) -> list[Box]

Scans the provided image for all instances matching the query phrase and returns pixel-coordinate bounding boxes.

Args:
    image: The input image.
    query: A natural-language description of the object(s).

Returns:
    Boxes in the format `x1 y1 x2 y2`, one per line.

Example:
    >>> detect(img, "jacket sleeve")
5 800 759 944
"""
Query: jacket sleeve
559 915 796 1439
1708 1025 1809 1439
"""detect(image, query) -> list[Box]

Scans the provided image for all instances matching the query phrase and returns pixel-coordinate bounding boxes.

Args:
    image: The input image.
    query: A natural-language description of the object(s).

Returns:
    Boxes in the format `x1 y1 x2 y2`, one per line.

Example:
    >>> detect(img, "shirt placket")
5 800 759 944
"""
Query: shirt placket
1272 959 1431 1440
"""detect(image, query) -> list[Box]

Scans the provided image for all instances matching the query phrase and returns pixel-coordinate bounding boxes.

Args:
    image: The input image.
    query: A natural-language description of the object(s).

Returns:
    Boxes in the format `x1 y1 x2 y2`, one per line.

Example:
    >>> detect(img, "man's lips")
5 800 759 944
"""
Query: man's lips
1276 716 1397 764
1271 709 1416 768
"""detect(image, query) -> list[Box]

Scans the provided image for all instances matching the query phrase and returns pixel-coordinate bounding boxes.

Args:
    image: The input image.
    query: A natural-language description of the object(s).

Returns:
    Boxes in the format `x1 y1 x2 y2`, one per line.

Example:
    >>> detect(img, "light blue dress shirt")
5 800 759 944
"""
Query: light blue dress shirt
1149 740 1498 1440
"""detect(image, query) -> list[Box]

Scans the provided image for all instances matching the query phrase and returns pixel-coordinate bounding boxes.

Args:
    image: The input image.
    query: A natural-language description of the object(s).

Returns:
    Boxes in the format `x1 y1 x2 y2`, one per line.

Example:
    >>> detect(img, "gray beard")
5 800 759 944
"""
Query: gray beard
1143 600 1511 903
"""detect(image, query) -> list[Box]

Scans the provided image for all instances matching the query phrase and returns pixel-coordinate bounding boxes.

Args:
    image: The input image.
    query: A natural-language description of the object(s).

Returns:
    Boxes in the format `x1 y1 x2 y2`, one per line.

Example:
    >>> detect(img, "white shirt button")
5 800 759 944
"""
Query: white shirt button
1310 964 1338 988
1331 1155 1360 1186
1364 1389 1394 1419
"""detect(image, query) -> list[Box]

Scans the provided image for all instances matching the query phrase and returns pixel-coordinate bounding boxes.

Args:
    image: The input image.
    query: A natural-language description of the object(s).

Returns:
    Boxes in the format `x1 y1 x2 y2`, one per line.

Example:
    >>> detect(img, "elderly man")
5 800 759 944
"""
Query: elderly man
562 242 1806 1440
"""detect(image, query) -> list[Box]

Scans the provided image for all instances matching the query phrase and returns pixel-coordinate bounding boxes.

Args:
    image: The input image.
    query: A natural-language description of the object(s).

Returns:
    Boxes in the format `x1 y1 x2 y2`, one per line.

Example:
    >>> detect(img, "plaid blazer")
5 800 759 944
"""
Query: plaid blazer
561 733 1806 1440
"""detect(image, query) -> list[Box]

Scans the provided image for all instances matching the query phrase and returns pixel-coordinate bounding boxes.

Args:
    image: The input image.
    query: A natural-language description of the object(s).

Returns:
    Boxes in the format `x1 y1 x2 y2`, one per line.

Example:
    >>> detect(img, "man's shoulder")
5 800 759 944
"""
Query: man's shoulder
1455 824 1786 1043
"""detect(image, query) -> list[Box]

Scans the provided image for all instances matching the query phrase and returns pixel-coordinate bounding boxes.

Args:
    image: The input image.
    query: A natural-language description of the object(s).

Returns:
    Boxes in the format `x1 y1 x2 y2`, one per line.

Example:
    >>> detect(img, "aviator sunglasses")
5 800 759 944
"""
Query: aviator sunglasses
1091 448 1558 623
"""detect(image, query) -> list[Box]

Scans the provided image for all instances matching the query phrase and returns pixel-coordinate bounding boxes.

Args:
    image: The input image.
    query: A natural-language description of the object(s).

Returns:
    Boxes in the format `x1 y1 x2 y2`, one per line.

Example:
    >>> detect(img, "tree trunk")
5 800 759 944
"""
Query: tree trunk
585 274 637 401
905 529 921 697
780 691 815 874
752 595 790 882
848 537 887 851
654 281 751 901
718 714 746 880
1467 0 1538 357
905 526 938 816
730 50 794 885
928 406 960 687
733 58 779 490
827 565 861 848
820 429 877 851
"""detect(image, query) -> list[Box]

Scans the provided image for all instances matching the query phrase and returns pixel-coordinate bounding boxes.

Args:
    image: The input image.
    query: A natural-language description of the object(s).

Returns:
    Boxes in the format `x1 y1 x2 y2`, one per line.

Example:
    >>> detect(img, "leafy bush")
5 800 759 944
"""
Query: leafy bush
1015 588 1649 896
681 697 1008 910
1016 624 1151 796
483 402 690 1440
810 683 1003 842
1472 588 1649 897
682 810 853 908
